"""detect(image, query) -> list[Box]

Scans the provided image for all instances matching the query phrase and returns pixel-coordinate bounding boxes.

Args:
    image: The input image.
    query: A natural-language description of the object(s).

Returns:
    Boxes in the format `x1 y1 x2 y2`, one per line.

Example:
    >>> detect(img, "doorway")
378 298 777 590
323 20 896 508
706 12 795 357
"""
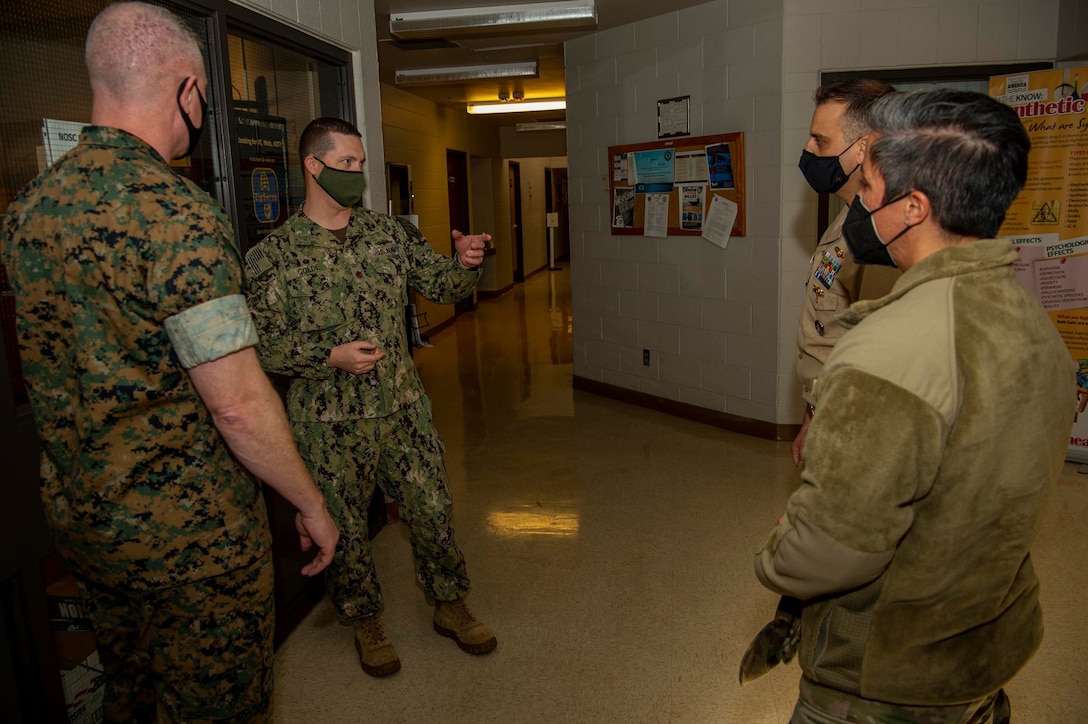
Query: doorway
509 161 524 283
386 162 413 217
545 167 569 266
446 150 474 313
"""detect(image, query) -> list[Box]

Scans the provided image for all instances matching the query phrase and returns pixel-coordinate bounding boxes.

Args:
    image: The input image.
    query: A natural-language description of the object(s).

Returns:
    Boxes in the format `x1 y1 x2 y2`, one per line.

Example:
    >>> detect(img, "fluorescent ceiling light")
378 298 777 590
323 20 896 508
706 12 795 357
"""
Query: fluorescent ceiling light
390 0 596 39
516 121 567 131
467 41 559 52
467 99 566 115
395 61 538 86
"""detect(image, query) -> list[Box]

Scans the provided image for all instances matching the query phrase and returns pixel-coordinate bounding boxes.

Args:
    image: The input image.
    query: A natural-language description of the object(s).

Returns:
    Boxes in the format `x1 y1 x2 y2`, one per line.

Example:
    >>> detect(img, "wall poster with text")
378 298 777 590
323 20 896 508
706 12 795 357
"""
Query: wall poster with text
991 66 1088 461
235 111 291 254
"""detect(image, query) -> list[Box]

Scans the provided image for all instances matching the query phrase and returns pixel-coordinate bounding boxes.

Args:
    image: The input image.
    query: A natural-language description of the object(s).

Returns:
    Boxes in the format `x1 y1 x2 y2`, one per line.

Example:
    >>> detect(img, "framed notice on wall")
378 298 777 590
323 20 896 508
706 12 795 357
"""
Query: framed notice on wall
608 132 745 237
657 95 690 138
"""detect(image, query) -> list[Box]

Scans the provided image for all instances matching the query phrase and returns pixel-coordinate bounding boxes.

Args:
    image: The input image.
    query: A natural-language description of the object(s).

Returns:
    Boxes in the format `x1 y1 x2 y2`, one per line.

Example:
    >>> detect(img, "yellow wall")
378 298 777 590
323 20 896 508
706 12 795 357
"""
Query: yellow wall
380 85 473 329
511 156 568 277
379 84 569 327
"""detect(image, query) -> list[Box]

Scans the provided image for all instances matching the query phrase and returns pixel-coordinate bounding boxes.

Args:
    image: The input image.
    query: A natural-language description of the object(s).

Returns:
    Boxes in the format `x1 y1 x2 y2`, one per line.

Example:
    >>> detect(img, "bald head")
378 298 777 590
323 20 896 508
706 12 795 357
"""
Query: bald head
85 2 204 103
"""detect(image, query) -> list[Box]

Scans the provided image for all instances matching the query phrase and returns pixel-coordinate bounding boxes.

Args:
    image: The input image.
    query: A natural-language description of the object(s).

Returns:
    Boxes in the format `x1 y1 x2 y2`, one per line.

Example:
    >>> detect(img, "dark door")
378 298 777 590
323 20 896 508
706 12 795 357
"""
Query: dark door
1 265 66 723
552 168 570 262
447 150 474 313
509 162 524 283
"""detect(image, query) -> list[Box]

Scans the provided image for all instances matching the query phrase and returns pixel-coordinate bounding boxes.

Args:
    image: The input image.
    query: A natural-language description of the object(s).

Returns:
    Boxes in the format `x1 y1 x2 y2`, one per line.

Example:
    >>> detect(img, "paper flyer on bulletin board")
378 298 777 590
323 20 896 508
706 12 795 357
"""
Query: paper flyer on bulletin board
990 66 1088 461
608 132 746 238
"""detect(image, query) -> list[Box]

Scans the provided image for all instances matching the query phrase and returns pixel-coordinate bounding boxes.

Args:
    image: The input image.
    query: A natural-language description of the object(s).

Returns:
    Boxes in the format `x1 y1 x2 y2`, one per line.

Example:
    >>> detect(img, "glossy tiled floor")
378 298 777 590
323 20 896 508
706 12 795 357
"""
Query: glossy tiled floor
274 264 1088 723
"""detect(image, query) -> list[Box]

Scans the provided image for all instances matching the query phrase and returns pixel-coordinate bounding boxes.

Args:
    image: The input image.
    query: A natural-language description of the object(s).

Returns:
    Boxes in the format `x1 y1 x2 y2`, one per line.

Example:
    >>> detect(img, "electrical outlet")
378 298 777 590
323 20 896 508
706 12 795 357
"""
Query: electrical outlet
643 349 650 366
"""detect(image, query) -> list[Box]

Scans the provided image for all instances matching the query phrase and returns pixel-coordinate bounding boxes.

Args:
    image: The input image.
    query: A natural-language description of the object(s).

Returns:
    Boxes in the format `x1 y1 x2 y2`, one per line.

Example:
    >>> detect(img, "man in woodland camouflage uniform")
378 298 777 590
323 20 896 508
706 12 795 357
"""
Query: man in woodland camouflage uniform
1 4 337 720
246 117 495 677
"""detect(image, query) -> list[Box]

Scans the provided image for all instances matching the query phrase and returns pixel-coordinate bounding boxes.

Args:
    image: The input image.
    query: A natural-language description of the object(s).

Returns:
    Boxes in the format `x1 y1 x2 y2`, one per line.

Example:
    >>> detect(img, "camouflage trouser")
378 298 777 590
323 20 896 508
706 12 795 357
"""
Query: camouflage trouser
75 553 274 723
295 396 470 622
792 677 1001 724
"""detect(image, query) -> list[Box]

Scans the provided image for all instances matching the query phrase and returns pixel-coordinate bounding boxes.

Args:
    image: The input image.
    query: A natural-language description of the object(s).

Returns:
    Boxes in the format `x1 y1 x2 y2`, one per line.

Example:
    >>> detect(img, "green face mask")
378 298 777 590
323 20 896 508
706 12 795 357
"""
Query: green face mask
313 158 366 207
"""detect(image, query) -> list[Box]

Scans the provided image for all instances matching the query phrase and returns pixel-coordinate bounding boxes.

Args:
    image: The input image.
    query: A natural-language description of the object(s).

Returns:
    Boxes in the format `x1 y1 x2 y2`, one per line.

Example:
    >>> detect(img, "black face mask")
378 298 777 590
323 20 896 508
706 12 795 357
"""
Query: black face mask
842 193 912 268
176 79 207 158
798 137 862 194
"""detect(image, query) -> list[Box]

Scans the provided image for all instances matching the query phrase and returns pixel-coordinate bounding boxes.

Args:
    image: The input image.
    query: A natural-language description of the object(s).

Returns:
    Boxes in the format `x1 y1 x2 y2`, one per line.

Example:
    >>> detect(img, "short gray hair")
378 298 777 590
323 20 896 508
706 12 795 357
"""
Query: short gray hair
868 89 1029 239
85 2 204 100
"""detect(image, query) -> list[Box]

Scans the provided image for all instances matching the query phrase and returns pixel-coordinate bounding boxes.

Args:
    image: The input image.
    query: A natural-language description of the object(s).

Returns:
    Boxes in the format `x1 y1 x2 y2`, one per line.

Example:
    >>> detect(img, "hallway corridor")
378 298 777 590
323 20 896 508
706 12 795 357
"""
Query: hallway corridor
273 264 1088 723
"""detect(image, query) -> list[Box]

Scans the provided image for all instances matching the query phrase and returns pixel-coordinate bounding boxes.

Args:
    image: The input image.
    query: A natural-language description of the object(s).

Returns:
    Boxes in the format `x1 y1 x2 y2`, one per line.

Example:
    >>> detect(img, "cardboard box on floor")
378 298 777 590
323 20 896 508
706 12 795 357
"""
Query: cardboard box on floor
43 555 104 724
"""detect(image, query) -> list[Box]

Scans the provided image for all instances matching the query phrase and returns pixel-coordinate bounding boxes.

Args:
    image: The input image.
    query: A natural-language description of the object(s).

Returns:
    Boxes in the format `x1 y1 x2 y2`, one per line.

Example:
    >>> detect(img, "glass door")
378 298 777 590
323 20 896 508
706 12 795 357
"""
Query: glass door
225 29 350 253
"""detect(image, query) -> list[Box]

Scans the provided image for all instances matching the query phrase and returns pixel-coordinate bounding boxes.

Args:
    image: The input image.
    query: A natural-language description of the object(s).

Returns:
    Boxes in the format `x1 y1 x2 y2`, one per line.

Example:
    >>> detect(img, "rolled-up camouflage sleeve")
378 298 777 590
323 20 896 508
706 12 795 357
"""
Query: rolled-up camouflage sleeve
244 239 336 380
400 218 479 303
164 294 257 368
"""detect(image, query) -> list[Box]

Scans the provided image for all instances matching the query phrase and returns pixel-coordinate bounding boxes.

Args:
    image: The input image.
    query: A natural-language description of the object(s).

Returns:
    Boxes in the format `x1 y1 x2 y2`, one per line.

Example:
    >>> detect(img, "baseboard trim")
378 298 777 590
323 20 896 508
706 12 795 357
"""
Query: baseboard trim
572 376 799 442
424 315 457 338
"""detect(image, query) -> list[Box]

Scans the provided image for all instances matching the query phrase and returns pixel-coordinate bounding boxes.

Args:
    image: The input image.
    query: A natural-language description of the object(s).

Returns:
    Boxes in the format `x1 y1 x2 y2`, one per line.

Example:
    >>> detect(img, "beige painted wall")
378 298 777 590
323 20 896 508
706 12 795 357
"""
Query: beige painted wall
379 84 522 328
381 87 457 330
508 156 569 279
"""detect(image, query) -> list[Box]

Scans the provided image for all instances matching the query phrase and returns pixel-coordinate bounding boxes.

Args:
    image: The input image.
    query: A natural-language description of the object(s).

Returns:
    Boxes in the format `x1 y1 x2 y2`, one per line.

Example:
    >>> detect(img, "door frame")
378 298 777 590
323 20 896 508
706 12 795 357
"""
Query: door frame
509 161 524 283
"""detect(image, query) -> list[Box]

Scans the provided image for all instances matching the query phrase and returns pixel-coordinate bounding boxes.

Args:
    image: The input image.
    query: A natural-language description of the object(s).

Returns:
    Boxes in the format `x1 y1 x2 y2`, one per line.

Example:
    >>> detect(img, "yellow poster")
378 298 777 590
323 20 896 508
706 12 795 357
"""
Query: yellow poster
991 67 1088 459
990 67 1088 240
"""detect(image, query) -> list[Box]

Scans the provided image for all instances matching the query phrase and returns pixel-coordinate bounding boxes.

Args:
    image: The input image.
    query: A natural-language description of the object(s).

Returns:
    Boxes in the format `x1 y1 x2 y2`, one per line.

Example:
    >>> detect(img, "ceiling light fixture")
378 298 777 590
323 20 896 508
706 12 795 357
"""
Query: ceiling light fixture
516 121 567 132
467 98 566 115
390 0 597 40
395 61 538 86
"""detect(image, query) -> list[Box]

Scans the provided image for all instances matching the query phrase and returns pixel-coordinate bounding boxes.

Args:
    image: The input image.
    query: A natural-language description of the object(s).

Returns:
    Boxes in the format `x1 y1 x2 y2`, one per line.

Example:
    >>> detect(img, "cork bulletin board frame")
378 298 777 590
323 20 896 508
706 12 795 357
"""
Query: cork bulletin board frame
609 132 745 237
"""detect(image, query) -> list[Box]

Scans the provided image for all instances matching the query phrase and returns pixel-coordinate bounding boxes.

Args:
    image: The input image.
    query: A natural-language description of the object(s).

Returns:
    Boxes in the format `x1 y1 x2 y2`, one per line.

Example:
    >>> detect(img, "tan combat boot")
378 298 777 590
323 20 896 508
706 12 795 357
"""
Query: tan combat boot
352 614 401 677
432 598 497 655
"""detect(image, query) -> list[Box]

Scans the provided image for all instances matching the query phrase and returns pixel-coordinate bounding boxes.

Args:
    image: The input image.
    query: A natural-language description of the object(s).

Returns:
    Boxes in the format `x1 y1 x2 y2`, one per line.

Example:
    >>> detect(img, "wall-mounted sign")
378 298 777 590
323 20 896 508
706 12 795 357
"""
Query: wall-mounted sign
235 110 290 252
991 66 1088 463
251 168 280 223
657 96 690 139
41 118 86 168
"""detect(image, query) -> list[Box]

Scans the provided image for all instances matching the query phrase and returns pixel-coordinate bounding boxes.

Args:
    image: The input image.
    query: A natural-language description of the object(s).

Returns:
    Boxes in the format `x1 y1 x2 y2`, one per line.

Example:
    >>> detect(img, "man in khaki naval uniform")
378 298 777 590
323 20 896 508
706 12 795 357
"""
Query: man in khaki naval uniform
246 117 495 678
793 79 897 467
739 79 896 685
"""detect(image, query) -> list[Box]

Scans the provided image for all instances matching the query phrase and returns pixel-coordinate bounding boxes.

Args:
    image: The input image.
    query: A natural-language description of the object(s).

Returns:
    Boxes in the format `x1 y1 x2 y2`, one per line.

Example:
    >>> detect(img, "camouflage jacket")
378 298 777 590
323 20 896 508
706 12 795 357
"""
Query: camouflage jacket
245 207 479 421
1 126 270 591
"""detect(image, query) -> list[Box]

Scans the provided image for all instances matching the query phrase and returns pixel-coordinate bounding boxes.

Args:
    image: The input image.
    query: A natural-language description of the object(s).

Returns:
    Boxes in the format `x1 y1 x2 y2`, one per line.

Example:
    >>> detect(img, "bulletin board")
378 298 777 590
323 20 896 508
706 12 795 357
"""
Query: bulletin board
609 132 745 237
